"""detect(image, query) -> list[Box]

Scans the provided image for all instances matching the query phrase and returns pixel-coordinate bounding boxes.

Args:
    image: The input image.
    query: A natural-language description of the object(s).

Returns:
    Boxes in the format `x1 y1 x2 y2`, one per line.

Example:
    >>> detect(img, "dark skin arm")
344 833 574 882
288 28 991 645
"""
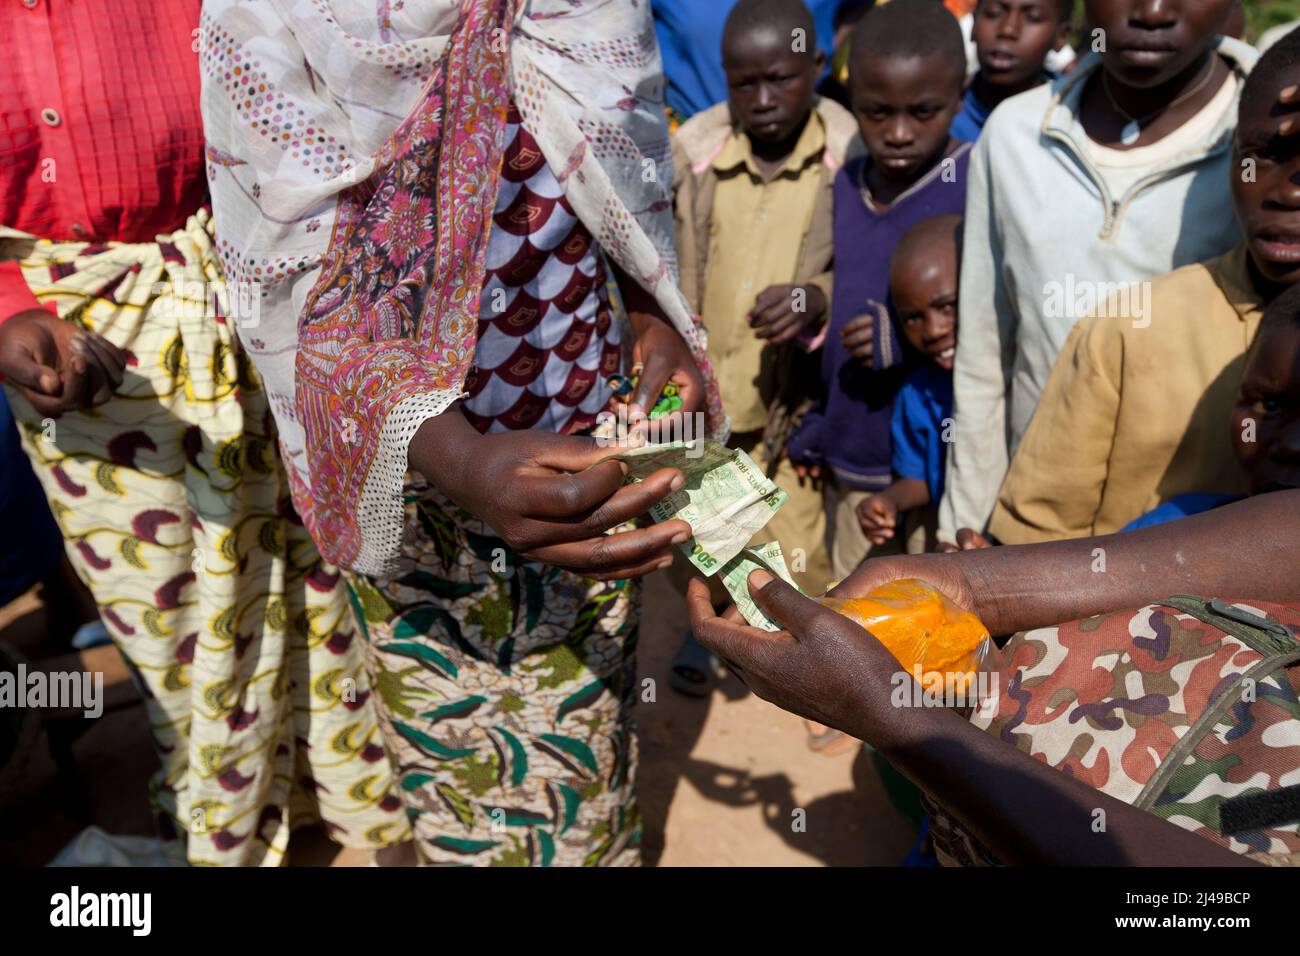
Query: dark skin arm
406 263 706 582
687 490 1300 865
689 573 1259 866
838 490 1300 638
690 573 1255 866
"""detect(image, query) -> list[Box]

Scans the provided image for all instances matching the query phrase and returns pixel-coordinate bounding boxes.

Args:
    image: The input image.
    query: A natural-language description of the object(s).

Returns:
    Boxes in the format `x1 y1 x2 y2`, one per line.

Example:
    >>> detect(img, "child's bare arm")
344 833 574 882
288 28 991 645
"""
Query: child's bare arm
857 479 930 544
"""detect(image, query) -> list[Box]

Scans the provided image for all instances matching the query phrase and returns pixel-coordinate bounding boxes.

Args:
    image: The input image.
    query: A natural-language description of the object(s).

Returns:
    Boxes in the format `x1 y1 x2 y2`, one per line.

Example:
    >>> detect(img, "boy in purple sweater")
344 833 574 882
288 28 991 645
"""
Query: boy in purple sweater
786 0 972 581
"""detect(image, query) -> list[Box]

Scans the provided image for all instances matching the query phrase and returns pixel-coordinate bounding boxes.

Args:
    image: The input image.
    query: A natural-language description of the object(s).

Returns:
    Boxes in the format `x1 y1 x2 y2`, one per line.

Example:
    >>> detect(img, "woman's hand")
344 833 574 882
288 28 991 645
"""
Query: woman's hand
0 309 127 416
612 262 705 425
628 315 705 422
409 410 691 581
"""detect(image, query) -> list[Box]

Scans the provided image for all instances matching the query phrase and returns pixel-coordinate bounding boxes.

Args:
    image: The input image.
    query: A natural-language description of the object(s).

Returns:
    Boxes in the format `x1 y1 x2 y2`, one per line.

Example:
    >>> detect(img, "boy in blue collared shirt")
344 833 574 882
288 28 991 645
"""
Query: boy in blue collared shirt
857 215 962 551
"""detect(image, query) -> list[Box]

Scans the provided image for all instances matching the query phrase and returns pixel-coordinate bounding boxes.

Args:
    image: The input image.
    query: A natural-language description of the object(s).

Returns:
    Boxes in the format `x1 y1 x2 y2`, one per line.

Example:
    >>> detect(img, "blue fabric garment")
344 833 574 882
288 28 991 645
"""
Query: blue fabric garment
785 144 971 490
949 73 1057 142
1120 493 1244 532
949 83 992 143
652 0 846 119
0 389 63 606
902 814 939 867
891 362 954 504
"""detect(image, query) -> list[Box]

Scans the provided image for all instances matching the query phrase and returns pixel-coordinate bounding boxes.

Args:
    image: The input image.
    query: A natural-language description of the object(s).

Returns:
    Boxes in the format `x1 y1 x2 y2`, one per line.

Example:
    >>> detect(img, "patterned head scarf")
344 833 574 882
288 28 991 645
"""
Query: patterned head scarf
201 0 725 574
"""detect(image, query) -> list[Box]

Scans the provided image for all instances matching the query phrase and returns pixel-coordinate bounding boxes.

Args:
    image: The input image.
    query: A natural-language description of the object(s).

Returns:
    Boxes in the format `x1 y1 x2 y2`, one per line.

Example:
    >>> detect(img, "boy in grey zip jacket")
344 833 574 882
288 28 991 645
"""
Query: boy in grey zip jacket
939 28 1257 542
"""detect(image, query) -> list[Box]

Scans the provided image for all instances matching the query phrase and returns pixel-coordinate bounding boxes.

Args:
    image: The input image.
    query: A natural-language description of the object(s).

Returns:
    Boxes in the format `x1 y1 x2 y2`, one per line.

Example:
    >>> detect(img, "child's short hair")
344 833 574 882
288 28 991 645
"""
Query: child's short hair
1240 25 1300 120
977 0 1076 21
722 0 818 54
890 214 964 275
1259 281 1300 334
850 0 966 84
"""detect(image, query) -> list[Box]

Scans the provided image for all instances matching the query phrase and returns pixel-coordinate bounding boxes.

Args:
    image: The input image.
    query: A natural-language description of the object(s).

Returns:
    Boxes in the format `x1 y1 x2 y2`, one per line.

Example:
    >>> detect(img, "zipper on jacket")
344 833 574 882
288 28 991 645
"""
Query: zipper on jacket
1037 45 1241 242
1043 126 1230 241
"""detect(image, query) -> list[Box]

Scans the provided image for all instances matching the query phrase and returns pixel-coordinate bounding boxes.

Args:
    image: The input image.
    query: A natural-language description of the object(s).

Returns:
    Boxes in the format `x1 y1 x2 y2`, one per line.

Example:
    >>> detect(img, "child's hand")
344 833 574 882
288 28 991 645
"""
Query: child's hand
792 460 823 483
856 492 897 545
937 528 993 552
748 284 827 344
840 313 874 367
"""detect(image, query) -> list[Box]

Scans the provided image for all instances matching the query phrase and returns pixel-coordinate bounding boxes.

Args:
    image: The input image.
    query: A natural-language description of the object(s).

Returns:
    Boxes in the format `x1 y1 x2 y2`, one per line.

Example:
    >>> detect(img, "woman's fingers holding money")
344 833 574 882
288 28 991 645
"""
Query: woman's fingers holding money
533 519 689 578
586 466 684 529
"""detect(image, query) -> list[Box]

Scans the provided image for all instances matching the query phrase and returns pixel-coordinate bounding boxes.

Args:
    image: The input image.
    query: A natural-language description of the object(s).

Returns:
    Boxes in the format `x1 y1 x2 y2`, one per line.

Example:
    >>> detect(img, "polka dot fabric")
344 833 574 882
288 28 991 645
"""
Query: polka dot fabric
0 0 206 244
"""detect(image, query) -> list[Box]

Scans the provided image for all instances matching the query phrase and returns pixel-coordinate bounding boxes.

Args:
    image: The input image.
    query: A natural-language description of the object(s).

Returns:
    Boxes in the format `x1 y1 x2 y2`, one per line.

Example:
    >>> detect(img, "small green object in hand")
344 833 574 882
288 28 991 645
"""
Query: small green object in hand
608 370 682 420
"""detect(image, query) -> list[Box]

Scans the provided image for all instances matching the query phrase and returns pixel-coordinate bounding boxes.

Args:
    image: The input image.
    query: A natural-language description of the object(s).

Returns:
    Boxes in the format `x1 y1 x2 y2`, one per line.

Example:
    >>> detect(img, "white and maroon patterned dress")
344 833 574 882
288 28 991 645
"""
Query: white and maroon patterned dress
361 103 642 867
461 104 622 436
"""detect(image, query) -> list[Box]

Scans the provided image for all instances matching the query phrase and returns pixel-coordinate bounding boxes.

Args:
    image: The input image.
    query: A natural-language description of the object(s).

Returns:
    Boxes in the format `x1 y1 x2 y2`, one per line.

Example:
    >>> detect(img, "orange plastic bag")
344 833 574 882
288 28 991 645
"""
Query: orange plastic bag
819 579 989 697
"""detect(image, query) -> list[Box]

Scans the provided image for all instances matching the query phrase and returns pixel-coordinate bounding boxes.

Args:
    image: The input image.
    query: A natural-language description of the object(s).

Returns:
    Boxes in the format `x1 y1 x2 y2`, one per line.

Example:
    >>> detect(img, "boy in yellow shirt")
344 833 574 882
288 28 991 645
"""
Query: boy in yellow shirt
991 33 1300 544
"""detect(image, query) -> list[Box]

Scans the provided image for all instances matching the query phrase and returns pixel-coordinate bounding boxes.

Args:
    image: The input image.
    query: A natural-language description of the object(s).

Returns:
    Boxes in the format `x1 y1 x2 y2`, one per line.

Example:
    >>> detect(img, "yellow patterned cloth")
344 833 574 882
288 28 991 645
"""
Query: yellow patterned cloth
2 211 408 865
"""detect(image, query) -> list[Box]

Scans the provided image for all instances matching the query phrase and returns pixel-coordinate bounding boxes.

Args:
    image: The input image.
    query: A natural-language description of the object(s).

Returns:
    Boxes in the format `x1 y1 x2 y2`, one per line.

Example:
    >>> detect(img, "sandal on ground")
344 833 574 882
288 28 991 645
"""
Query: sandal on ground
668 632 721 698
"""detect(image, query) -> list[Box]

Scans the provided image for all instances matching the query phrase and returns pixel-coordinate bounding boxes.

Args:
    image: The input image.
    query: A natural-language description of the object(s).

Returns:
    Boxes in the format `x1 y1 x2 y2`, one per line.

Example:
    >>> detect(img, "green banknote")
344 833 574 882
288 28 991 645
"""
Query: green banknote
611 439 787 575
718 540 803 631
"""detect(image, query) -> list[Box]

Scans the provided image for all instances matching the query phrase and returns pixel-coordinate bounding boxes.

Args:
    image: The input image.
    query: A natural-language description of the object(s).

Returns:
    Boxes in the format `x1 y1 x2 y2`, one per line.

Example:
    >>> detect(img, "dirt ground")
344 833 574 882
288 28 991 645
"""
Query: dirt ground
0 570 913 866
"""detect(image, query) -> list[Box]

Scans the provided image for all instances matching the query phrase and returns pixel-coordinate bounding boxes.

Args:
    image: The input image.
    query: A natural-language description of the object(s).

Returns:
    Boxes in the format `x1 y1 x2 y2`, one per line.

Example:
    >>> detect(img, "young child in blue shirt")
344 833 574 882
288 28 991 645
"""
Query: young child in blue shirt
856 215 963 551
949 0 1072 142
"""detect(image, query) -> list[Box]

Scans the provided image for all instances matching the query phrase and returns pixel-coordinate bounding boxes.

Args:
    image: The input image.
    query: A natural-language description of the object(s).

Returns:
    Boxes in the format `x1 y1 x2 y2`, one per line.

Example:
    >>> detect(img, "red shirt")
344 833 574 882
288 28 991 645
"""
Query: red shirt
0 0 205 318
